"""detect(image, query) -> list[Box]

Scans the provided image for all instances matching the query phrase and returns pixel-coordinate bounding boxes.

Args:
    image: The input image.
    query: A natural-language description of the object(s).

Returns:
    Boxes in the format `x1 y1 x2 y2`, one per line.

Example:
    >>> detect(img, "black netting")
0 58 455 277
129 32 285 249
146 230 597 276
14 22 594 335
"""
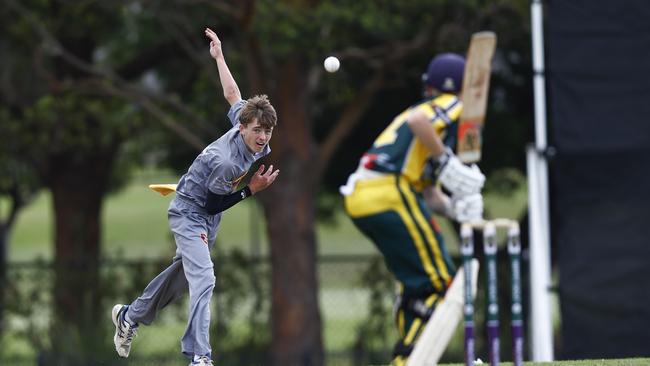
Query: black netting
548 0 650 359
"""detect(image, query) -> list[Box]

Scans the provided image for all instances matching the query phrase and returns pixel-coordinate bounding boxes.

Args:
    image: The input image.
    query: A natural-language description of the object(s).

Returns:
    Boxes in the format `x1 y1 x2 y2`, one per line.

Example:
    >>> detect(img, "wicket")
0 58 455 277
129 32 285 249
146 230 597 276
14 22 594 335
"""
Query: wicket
461 219 523 366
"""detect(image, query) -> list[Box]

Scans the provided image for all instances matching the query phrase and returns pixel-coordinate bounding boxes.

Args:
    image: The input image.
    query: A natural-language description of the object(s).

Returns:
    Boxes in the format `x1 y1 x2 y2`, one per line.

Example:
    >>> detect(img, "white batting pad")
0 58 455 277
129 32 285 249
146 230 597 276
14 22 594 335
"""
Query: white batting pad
406 259 479 366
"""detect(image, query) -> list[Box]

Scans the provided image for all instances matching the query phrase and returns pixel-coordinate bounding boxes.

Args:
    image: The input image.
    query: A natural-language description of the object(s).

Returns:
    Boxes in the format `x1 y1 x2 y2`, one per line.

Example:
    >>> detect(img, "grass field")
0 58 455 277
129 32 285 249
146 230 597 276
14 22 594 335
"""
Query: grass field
3 169 531 365
3 171 645 366
7 168 528 261
7 171 384 261
443 360 650 366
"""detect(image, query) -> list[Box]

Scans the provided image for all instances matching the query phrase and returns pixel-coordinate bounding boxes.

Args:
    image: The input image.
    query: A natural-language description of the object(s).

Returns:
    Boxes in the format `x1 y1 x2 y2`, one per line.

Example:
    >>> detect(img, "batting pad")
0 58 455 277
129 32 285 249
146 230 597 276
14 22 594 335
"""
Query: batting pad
406 259 479 366
148 184 178 196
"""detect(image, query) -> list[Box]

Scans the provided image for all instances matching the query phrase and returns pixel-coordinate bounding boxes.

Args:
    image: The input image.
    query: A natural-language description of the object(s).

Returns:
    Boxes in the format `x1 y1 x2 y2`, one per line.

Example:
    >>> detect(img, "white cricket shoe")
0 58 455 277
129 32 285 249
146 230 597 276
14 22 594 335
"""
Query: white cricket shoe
112 304 138 357
190 355 214 366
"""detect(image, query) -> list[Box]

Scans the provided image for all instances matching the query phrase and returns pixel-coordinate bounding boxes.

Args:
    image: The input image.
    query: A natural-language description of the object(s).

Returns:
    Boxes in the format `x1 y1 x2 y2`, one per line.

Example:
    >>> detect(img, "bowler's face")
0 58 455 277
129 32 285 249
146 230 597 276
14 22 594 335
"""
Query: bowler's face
240 119 273 153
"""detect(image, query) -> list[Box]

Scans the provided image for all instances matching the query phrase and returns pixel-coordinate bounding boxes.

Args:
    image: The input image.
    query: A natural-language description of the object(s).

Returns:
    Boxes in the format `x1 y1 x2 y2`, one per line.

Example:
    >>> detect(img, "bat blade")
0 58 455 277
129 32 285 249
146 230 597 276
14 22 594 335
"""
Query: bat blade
457 31 497 163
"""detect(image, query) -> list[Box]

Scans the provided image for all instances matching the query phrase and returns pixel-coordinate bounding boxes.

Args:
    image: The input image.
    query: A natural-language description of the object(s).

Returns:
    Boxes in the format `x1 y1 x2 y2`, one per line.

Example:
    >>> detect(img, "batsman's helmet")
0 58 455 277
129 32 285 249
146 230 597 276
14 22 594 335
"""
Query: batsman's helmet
422 53 465 93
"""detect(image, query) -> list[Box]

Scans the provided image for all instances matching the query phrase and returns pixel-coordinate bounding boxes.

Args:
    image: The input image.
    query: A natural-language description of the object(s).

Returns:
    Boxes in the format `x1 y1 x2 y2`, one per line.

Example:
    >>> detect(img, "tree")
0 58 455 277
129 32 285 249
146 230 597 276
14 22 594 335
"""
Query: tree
1 0 214 360
0 130 40 336
2 2 132 358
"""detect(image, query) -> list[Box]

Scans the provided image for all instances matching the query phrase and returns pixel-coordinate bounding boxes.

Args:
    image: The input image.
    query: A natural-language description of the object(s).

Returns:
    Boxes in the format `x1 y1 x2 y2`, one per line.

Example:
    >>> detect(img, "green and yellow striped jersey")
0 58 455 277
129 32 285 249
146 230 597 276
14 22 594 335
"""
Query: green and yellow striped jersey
362 93 462 189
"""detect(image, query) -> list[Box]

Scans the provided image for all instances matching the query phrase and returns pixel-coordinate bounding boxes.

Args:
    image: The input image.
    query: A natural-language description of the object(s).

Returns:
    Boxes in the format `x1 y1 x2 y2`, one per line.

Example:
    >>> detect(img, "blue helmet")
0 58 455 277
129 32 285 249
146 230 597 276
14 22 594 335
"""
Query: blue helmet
422 53 465 93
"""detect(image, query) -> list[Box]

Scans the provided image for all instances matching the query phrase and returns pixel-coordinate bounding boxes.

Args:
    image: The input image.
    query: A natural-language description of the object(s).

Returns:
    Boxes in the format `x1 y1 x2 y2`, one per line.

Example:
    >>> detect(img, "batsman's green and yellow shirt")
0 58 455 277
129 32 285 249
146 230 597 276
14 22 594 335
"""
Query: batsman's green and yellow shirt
362 93 461 191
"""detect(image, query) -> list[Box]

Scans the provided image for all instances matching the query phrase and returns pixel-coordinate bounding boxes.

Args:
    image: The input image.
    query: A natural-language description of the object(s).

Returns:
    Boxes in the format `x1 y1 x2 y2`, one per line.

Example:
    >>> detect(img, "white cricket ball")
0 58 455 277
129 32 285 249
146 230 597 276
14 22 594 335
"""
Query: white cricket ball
324 56 340 73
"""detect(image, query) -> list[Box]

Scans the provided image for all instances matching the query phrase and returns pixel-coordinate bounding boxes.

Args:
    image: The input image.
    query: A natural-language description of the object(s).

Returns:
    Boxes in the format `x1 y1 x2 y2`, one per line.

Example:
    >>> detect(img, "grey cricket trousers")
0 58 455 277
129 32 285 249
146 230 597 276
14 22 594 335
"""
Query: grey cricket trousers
128 197 221 358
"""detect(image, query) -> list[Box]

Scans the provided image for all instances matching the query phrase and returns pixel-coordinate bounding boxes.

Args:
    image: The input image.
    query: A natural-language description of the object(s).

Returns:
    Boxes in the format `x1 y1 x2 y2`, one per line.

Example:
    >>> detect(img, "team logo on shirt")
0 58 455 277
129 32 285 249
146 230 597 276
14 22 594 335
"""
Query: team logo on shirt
200 233 208 245
231 170 248 187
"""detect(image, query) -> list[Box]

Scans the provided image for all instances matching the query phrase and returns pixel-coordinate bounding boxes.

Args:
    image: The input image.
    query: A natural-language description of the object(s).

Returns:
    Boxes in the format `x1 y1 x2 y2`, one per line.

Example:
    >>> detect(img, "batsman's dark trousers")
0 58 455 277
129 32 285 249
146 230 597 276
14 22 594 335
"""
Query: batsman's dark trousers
344 174 455 357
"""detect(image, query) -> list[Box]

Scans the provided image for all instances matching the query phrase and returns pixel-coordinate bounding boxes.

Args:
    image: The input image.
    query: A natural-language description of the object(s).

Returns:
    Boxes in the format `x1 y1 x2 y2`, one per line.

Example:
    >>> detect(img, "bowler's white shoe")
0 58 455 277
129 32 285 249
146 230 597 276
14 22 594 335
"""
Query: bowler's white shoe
190 355 214 366
112 304 138 357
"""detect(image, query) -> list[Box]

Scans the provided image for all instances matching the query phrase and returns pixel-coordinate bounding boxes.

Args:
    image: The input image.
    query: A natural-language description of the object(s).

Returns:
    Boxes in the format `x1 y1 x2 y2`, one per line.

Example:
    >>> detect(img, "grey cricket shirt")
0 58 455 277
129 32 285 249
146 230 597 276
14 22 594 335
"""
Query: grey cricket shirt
175 99 271 211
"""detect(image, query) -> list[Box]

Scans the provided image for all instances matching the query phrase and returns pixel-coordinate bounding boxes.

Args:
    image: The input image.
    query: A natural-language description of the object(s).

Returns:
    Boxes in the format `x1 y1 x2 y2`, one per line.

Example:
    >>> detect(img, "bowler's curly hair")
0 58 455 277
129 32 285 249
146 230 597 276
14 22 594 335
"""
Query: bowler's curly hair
239 95 277 128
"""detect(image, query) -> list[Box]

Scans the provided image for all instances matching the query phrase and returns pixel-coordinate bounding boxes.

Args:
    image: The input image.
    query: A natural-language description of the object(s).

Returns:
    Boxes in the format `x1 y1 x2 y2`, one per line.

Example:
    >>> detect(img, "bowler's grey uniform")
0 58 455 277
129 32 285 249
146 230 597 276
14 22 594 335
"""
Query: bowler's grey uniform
128 99 270 358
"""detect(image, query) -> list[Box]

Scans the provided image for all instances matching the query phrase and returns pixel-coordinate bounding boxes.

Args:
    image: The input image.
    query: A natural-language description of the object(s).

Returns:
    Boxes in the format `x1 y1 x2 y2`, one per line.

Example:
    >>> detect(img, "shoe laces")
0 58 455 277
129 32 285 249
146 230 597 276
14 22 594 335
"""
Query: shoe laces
118 315 138 342
193 355 213 365
123 323 138 342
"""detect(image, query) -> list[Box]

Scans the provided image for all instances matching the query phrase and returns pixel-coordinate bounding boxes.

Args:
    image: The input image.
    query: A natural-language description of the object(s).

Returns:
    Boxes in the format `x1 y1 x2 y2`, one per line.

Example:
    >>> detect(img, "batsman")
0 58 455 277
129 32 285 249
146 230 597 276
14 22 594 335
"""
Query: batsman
340 53 486 365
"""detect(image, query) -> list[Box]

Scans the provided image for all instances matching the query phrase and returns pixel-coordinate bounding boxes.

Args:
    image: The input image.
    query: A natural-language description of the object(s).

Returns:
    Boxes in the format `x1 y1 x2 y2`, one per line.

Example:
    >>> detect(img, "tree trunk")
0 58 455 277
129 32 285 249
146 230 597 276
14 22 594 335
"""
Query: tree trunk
0 224 8 338
260 59 323 366
46 151 115 362
0 191 24 340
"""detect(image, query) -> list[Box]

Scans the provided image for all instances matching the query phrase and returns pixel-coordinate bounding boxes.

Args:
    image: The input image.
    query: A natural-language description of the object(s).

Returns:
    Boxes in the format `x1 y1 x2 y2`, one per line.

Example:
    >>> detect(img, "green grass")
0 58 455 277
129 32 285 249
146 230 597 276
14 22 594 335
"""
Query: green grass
442 360 650 366
3 169 532 364
7 173 382 261
3 170 645 366
8 169 528 261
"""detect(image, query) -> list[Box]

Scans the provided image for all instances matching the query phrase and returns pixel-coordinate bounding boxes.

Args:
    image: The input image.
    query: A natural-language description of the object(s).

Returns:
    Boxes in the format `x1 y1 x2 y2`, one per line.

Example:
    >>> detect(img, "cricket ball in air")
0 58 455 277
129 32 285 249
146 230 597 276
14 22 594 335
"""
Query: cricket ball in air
324 56 340 73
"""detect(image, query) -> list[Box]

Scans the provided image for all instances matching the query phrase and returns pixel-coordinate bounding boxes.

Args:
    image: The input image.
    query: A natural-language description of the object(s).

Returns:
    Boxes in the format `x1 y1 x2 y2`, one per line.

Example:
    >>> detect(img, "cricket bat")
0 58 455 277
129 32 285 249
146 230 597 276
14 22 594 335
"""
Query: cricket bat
148 183 177 196
406 259 479 366
457 32 497 163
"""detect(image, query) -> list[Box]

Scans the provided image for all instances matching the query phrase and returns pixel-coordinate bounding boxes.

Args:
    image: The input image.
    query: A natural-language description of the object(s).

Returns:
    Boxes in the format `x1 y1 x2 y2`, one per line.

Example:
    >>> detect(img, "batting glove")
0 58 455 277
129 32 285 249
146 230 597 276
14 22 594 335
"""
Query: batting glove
450 193 484 222
433 148 485 197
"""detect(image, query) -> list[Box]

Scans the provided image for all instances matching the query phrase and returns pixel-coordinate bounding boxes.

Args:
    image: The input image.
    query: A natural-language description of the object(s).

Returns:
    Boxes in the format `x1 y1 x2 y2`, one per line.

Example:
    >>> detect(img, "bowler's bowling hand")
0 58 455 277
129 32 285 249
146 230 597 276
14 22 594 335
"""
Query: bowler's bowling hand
205 27 223 60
